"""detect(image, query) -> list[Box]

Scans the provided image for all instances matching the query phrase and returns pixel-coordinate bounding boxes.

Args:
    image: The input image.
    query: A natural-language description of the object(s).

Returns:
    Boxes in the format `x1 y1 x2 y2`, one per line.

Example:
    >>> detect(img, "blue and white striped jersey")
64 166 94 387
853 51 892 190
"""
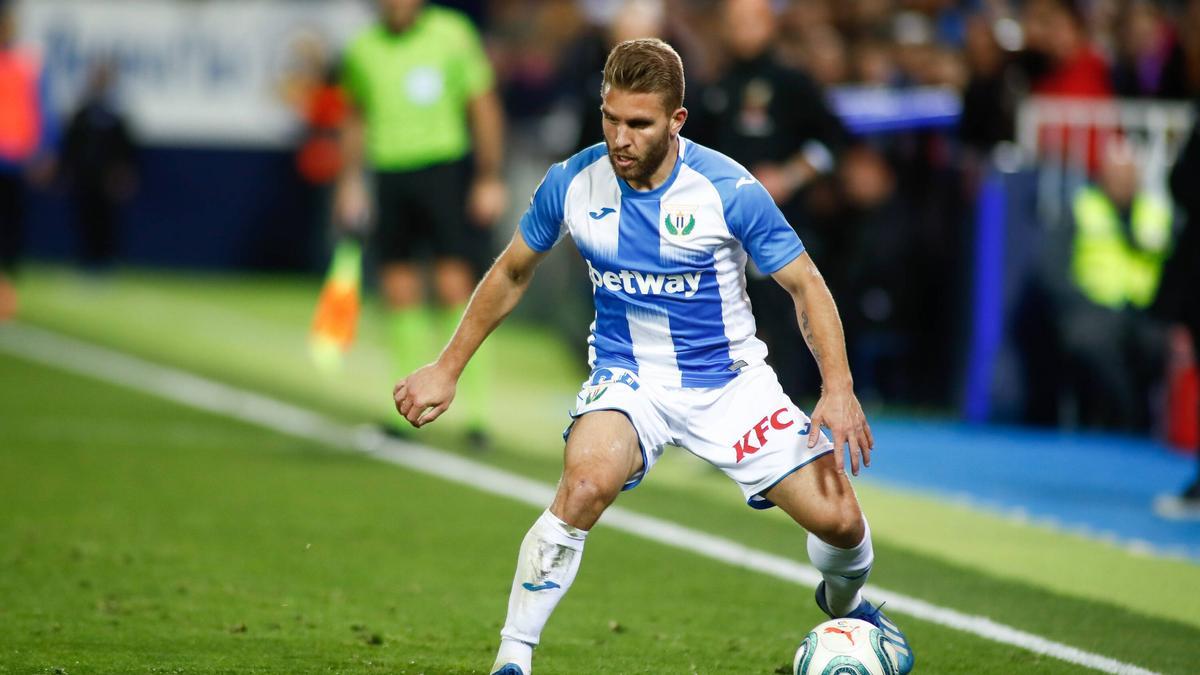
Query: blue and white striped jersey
519 137 805 388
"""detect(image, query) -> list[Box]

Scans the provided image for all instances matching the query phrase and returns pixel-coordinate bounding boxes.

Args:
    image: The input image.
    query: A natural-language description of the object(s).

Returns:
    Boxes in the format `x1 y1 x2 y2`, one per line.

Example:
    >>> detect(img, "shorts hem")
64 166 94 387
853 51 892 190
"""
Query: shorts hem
745 448 834 510
564 406 650 491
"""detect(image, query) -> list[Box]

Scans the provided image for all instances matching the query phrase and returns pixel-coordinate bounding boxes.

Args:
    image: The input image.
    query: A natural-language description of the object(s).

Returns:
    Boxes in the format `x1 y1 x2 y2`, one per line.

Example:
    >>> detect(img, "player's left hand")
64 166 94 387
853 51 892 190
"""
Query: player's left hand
393 363 457 428
807 389 874 476
468 175 508 227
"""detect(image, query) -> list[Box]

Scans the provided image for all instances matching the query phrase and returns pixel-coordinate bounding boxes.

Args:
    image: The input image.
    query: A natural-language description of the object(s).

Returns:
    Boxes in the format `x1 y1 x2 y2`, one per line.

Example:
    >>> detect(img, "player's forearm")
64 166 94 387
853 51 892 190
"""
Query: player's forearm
435 257 532 378
338 109 366 184
792 272 854 395
469 90 505 179
781 141 833 191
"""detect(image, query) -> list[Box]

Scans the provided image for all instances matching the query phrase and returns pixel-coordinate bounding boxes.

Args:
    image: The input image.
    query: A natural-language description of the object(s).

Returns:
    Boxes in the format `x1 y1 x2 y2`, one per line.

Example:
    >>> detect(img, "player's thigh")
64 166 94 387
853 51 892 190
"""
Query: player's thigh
563 410 643 487
553 411 643 516
765 453 864 548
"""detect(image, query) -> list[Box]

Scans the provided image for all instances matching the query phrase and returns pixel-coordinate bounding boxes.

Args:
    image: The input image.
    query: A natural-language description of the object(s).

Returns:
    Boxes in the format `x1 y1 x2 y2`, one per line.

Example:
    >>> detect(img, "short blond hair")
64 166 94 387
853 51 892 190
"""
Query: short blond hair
602 38 685 111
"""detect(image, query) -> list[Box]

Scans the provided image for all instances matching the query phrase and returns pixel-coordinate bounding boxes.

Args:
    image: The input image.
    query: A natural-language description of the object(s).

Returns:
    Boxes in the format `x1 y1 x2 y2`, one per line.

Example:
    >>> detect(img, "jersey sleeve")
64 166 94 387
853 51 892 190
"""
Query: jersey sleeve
339 36 369 109
518 162 571 252
450 14 494 97
725 179 805 274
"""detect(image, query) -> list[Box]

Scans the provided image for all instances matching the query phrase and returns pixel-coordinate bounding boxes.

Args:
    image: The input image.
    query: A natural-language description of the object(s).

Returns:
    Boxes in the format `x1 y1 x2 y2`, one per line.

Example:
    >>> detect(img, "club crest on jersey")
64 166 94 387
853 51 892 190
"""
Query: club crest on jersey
662 204 698 237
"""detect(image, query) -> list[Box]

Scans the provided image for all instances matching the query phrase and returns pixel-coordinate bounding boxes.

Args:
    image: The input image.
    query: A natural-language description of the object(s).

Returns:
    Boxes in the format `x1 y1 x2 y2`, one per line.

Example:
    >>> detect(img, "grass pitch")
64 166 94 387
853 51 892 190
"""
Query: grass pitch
3 267 1199 674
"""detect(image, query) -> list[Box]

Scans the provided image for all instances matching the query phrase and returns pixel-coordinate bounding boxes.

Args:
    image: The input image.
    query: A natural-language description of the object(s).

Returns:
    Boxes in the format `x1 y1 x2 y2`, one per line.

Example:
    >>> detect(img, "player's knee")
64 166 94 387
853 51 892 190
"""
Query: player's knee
560 473 620 519
812 509 865 549
437 282 473 306
380 272 422 308
433 260 475 305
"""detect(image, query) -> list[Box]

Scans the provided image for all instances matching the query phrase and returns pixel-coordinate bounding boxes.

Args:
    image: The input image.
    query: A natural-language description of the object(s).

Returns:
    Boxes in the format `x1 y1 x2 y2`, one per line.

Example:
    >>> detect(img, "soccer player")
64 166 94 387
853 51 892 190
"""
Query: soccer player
393 39 914 675
338 0 505 441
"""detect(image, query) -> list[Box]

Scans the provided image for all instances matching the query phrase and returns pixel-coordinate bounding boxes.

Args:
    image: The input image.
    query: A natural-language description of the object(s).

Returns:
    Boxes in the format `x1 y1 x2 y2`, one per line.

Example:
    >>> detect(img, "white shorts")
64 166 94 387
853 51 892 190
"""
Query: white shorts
564 364 834 509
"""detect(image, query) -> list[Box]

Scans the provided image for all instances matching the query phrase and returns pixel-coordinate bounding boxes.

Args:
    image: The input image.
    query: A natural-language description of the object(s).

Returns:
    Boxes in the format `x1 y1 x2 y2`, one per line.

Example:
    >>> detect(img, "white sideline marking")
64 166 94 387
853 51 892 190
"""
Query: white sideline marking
0 323 1159 675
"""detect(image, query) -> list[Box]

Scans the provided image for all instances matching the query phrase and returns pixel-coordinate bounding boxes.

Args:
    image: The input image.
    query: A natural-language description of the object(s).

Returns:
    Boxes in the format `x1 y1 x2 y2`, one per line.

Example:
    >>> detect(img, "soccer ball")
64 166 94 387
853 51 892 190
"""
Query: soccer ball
793 618 900 675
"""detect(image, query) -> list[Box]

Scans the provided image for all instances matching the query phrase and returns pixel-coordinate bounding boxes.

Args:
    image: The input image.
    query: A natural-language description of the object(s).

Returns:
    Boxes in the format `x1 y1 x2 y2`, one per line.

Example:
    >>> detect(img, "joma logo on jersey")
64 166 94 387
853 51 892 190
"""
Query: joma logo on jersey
733 407 795 462
586 260 702 298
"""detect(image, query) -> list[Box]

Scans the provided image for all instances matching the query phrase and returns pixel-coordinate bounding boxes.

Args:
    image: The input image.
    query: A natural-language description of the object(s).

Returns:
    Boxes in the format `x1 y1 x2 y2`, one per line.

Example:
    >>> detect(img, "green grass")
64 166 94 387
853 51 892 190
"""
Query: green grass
15 267 1200 628
4 266 1200 673
0 352 1153 675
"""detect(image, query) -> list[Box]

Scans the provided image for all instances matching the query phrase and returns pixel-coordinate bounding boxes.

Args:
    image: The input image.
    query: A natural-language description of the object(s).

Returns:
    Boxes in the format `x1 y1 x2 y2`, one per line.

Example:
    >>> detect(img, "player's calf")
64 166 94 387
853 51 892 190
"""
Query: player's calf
492 509 590 675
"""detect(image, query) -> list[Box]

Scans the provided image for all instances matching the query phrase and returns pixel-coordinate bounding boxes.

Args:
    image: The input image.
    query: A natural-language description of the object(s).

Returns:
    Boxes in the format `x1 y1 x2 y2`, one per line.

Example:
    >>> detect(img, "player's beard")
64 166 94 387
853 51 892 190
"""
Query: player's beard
608 130 671 185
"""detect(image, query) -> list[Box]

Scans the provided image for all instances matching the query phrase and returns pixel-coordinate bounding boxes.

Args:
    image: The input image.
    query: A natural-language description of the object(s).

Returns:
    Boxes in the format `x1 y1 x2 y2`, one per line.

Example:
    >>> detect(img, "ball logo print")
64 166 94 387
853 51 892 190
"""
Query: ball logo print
824 624 860 646
794 618 900 675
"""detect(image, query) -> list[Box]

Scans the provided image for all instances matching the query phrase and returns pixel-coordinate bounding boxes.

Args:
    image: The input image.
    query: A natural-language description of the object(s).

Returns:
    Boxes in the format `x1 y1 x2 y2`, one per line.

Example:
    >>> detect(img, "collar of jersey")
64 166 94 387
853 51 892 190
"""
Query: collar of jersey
615 137 686 200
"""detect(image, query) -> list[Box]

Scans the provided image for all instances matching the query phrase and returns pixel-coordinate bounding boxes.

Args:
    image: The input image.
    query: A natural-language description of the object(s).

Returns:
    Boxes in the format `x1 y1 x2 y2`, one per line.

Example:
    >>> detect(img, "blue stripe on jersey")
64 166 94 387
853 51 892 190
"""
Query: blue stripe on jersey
673 257 736 388
591 286 638 373
571 232 638 371
616 197 735 387
519 143 609 253
679 143 805 273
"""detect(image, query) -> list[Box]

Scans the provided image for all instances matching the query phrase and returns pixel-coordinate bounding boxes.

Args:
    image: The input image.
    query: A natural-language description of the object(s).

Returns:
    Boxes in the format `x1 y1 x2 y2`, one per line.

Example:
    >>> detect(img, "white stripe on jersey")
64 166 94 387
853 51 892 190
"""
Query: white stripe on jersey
626 303 681 383
518 137 805 388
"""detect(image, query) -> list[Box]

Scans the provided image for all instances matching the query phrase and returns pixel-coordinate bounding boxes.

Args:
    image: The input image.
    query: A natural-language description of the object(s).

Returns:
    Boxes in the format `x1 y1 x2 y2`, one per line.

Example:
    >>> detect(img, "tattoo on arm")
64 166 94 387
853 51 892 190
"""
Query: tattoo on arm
801 310 822 367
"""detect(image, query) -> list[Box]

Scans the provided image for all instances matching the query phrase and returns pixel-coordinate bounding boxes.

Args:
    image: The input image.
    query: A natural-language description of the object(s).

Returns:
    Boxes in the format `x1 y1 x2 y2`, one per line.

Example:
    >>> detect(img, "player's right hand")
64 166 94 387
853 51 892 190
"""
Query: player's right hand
393 363 457 428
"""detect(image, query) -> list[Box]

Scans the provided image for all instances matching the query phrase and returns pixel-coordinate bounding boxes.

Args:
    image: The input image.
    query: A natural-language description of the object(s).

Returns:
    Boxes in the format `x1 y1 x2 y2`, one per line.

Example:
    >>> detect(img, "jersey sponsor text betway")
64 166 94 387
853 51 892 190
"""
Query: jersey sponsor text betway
586 260 702 298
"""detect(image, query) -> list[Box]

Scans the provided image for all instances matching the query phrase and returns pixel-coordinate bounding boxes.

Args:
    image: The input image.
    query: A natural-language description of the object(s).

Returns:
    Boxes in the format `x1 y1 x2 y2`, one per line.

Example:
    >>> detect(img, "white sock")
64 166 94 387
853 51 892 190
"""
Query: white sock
493 509 588 672
807 518 874 617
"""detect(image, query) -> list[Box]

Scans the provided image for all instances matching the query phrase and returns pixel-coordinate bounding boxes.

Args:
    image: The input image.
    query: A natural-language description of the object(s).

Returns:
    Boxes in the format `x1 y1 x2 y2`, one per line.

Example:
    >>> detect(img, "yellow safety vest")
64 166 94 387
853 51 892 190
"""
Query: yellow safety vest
1071 186 1172 310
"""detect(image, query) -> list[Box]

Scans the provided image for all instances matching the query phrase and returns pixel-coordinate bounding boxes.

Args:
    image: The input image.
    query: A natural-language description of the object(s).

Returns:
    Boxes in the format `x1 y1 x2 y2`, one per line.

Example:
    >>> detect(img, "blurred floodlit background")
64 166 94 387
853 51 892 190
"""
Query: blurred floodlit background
2 0 1199 477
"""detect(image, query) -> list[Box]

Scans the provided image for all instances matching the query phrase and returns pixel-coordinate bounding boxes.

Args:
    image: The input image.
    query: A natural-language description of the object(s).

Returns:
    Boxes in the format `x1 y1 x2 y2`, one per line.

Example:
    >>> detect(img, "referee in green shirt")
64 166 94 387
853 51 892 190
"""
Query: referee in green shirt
335 0 506 443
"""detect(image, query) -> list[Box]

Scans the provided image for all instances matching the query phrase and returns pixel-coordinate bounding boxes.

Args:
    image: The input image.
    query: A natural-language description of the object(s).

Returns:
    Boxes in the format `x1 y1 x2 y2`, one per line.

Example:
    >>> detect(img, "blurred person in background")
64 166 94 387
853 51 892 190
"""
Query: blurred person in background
1020 0 1114 176
689 0 847 402
60 60 138 273
1060 138 1173 430
486 0 586 122
851 39 900 86
557 0 700 154
1154 97 1200 514
280 30 349 272
1111 0 1174 98
959 13 1020 158
336 0 506 444
1020 0 1112 98
1157 0 1200 99
0 0 55 320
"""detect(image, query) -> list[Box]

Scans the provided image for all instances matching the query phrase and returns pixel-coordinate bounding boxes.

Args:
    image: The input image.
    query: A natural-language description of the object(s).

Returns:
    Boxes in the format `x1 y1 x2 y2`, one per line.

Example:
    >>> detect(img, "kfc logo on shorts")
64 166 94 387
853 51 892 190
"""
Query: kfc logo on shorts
733 407 794 462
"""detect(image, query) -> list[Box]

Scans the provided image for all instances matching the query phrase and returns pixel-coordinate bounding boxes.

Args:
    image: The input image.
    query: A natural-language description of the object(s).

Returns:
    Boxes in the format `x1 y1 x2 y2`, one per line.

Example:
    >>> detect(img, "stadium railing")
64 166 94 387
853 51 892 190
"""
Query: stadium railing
964 96 1196 423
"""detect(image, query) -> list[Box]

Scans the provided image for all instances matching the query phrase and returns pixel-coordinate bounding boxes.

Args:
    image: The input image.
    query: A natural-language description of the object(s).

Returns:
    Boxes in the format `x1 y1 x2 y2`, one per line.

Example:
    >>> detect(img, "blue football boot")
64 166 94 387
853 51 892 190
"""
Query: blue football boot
815 581 914 674
490 664 525 675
